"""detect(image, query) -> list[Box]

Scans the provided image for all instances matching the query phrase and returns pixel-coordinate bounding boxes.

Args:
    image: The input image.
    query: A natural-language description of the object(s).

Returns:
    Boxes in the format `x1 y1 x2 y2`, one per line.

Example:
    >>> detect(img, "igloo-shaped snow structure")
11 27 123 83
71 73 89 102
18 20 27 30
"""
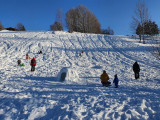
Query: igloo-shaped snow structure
57 67 79 82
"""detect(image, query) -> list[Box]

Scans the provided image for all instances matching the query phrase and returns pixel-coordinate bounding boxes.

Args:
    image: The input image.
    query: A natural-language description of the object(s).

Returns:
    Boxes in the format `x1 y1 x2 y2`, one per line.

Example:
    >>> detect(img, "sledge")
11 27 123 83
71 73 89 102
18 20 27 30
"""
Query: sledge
102 84 111 87
20 64 25 67
101 81 111 87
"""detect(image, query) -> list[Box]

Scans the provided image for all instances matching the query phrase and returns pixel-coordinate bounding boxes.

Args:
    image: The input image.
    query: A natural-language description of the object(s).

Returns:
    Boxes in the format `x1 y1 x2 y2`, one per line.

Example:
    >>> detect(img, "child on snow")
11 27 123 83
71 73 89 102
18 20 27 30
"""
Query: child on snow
17 59 25 67
113 74 119 88
26 53 31 60
17 59 21 65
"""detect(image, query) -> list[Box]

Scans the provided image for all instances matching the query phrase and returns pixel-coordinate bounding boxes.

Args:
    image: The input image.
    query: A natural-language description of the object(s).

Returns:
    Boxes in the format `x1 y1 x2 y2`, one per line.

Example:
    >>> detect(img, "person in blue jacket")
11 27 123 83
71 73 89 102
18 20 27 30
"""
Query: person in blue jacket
113 74 119 88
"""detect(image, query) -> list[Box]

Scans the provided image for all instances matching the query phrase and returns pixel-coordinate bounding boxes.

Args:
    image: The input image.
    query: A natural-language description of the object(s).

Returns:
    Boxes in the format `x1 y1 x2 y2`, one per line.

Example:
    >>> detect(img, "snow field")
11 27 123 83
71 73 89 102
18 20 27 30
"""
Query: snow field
0 31 160 119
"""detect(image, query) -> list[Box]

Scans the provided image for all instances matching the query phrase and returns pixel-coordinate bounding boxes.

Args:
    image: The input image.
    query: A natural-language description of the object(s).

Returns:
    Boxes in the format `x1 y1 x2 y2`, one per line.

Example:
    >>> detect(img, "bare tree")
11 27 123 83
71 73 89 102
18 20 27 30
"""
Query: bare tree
66 5 101 34
56 8 64 28
50 8 64 31
0 21 4 31
66 8 77 32
131 0 149 43
17 23 26 31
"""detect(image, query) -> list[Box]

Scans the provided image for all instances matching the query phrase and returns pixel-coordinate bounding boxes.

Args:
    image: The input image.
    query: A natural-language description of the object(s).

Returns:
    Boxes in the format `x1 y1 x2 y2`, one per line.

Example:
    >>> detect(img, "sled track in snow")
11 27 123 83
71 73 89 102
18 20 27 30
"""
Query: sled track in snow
0 31 159 120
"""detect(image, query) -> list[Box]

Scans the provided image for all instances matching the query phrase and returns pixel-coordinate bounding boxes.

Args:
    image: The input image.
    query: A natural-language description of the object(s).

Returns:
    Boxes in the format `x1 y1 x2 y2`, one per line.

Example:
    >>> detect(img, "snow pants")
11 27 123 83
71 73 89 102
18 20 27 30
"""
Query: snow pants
31 65 35 71
134 72 139 79
114 82 118 88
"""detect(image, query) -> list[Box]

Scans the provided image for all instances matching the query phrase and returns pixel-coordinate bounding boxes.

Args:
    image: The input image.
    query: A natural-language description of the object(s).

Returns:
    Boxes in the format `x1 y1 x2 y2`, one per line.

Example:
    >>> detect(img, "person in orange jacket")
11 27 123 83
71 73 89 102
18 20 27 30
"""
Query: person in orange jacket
30 57 36 71
100 70 111 86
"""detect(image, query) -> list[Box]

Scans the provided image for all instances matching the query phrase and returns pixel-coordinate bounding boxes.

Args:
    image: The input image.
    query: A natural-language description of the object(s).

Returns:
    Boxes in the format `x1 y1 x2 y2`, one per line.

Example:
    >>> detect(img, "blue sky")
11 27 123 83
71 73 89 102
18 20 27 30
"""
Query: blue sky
0 0 160 35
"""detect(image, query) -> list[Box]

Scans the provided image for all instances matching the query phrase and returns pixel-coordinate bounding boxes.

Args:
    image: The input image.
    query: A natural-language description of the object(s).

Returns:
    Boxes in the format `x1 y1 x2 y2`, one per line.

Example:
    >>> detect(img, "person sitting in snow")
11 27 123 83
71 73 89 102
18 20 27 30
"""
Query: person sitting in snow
100 70 111 86
133 61 140 79
17 59 25 67
30 57 36 71
26 53 30 60
113 74 119 88
17 59 21 65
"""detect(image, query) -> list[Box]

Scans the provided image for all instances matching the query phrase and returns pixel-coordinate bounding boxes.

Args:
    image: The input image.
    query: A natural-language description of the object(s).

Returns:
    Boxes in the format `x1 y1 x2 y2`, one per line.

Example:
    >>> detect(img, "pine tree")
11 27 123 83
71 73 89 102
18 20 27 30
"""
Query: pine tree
144 21 159 35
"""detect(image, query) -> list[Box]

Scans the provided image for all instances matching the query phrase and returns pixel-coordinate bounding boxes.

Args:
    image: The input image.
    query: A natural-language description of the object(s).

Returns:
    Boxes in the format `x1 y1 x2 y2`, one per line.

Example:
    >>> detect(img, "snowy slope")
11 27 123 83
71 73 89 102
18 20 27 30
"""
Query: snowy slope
0 31 159 120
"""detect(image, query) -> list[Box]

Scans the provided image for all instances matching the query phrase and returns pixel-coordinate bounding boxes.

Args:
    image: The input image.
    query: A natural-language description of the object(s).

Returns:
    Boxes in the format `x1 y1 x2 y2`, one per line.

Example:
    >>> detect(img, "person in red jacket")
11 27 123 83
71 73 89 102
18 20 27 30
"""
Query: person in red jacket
30 57 36 71
26 53 30 60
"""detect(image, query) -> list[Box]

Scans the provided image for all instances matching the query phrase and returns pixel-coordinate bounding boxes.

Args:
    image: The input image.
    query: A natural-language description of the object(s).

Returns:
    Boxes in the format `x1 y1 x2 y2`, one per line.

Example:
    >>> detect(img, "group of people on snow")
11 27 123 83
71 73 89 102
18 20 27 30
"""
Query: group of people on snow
17 49 140 87
100 61 140 88
17 51 42 71
100 70 119 88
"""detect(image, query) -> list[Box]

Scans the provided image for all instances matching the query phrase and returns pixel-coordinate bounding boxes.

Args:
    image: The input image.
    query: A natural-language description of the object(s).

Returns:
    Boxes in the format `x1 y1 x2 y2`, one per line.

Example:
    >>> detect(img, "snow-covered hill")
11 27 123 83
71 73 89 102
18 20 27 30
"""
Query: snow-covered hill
0 31 159 120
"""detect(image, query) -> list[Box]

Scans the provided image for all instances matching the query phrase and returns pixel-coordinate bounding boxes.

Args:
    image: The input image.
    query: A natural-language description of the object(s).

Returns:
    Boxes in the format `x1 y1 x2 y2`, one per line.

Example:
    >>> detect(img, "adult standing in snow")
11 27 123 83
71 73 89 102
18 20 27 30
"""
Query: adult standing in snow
113 74 119 88
30 57 36 71
100 70 111 86
133 61 140 79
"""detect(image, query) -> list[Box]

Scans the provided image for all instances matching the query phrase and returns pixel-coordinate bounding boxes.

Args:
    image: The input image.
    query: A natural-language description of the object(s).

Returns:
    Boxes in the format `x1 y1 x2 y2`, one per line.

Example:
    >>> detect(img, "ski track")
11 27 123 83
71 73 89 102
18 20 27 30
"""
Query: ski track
0 31 160 120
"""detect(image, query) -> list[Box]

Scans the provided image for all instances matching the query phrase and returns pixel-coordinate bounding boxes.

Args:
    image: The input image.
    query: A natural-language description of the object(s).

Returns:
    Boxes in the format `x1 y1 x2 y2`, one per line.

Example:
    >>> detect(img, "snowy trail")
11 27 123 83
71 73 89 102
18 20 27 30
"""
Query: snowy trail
0 31 160 120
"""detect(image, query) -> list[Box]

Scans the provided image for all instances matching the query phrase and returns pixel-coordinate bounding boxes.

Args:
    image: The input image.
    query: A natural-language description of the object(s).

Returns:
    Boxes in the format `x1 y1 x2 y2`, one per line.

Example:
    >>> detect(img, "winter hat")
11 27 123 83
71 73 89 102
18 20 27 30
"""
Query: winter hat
114 74 117 77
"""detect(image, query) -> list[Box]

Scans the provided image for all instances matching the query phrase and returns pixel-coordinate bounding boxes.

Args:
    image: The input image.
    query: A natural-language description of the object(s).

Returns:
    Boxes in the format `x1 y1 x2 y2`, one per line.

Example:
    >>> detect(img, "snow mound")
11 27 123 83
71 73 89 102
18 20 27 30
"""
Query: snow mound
57 67 79 82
